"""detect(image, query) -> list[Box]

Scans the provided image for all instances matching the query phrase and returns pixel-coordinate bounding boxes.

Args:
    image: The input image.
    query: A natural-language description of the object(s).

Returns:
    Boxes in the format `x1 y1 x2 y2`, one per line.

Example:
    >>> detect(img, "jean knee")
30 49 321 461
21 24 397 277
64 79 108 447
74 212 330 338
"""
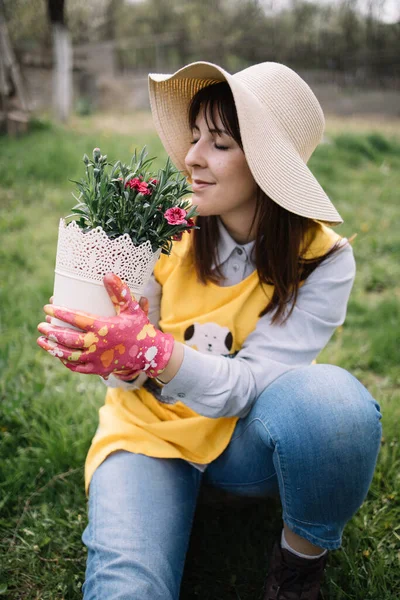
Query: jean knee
303 364 382 437
252 364 382 462
251 365 382 535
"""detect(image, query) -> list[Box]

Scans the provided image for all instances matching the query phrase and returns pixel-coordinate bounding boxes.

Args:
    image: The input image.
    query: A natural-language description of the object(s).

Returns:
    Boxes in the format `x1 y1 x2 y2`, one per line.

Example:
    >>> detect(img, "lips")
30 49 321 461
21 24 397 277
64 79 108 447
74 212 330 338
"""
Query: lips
192 179 215 191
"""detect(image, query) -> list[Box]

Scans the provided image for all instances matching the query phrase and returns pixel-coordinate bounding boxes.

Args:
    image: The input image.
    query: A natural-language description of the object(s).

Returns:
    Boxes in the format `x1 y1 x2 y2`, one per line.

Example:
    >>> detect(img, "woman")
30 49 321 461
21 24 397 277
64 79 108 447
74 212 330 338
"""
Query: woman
37 61 382 600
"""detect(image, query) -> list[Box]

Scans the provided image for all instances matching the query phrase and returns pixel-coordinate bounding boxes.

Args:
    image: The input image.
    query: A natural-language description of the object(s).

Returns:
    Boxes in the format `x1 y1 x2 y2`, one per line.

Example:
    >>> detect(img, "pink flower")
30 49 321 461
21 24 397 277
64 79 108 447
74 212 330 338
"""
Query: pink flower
164 207 187 225
149 178 158 185
186 218 195 233
126 178 152 196
125 177 141 190
172 232 183 241
138 182 152 196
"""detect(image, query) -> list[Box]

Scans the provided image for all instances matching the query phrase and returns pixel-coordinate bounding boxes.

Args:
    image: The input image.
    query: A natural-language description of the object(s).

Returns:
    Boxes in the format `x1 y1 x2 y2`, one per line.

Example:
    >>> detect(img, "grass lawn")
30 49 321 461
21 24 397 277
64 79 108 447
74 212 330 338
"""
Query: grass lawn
0 114 399 599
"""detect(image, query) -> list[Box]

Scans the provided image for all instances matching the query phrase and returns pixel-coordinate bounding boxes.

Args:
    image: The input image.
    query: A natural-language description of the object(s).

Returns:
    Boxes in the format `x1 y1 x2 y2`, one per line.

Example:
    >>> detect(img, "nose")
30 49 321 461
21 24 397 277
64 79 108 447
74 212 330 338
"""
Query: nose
184 139 207 172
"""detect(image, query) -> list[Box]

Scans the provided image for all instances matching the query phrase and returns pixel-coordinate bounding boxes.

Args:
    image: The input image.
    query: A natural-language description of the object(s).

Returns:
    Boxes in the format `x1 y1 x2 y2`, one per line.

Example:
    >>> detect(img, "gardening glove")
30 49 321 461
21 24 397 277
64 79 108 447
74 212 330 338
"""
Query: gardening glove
37 273 174 380
43 294 150 381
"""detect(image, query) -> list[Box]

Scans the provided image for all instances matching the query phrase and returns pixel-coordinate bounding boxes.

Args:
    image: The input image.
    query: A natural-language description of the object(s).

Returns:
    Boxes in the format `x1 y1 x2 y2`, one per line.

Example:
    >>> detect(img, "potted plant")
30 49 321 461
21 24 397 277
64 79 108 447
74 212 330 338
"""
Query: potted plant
52 147 197 326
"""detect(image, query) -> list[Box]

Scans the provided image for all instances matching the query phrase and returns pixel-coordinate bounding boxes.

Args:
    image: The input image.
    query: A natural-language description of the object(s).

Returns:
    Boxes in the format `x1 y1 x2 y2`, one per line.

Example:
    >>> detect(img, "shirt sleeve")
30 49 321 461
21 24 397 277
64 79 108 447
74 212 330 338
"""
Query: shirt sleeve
102 274 162 390
160 241 356 418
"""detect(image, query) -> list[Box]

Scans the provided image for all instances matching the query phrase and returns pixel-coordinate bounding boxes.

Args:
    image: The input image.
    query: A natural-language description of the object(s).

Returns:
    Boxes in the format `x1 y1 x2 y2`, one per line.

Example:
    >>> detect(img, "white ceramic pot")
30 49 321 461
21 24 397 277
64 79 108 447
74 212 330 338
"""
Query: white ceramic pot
52 219 161 328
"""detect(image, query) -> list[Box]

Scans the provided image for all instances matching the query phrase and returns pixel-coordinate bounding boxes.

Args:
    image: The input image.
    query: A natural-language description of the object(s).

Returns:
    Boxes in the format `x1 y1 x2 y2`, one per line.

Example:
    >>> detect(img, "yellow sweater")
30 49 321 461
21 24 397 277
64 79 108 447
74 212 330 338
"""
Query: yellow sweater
85 224 341 492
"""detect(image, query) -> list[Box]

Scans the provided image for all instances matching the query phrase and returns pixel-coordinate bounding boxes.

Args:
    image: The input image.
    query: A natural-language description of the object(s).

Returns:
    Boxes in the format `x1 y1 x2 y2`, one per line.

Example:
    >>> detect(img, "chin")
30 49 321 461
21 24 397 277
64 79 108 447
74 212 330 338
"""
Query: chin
193 203 216 218
190 197 205 215
191 195 217 218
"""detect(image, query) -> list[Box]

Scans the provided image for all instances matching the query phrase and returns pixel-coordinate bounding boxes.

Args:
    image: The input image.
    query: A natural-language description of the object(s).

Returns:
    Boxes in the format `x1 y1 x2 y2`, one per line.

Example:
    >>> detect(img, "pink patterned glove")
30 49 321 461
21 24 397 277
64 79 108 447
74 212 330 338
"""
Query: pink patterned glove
37 273 174 380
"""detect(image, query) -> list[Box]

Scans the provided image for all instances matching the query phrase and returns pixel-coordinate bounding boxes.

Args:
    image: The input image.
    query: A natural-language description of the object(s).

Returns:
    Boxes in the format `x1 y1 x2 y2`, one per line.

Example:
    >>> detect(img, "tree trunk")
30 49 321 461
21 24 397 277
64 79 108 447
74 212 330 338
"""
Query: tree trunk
0 0 29 112
52 22 72 123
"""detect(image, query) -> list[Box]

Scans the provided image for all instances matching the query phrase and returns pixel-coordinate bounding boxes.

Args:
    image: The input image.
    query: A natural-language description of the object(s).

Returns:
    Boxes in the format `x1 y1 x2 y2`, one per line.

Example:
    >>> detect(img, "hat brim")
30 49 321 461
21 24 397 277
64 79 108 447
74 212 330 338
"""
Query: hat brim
148 61 342 225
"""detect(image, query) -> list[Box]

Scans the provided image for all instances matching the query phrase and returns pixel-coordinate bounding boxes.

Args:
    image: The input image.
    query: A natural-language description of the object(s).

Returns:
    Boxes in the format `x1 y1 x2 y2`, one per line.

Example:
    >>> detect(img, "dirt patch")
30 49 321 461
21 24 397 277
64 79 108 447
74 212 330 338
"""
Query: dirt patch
68 111 400 138
325 114 400 137
68 112 156 136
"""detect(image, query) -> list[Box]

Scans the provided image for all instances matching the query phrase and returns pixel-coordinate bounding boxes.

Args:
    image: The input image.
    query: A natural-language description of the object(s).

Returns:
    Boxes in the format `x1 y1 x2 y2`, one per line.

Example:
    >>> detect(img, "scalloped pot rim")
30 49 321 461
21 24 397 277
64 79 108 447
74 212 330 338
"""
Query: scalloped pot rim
52 219 161 320
58 219 159 253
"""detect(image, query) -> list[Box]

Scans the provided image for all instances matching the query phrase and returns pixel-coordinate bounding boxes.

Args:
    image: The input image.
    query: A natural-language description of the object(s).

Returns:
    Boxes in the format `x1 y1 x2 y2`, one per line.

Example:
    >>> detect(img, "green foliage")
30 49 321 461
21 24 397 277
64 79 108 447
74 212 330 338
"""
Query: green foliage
4 0 400 78
0 121 399 599
75 98 94 117
28 116 54 132
68 147 197 254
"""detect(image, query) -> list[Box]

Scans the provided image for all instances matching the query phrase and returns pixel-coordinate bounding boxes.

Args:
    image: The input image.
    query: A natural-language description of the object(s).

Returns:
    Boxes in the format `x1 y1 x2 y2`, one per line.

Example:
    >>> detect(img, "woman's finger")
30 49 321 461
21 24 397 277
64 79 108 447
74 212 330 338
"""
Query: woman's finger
113 368 142 380
61 360 97 374
103 273 137 315
37 336 85 362
37 322 87 348
139 296 149 316
43 304 99 331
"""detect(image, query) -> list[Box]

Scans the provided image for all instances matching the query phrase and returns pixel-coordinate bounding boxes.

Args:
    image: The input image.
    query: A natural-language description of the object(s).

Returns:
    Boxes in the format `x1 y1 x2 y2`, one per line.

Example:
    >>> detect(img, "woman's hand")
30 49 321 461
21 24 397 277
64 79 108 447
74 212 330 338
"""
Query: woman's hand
44 295 149 324
37 273 173 380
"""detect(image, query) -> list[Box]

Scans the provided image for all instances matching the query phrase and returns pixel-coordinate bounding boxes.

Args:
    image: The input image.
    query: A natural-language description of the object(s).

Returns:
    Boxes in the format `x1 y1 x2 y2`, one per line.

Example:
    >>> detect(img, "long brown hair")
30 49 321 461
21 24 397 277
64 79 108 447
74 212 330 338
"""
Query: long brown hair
187 82 343 325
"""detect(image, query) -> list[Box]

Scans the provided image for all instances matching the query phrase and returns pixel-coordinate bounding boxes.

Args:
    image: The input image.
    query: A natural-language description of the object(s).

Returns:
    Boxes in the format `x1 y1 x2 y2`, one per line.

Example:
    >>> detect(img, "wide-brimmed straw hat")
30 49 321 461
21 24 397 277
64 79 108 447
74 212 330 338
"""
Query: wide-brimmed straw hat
148 61 342 225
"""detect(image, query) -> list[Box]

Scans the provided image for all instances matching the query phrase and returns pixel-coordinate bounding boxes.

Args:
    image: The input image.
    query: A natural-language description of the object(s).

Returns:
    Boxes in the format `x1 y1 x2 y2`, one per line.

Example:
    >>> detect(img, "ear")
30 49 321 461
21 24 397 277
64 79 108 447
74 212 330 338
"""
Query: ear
184 324 195 341
225 331 233 351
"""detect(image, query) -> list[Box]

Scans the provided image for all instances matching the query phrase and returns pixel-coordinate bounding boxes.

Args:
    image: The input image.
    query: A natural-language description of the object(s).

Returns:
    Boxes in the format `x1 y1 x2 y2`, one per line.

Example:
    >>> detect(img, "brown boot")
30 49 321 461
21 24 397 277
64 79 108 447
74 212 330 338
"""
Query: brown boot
263 541 328 600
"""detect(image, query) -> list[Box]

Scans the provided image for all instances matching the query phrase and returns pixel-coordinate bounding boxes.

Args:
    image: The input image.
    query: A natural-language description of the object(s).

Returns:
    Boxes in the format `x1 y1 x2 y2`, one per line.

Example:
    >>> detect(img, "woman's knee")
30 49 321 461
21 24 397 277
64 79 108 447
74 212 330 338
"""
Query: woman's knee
251 364 382 452
249 365 382 524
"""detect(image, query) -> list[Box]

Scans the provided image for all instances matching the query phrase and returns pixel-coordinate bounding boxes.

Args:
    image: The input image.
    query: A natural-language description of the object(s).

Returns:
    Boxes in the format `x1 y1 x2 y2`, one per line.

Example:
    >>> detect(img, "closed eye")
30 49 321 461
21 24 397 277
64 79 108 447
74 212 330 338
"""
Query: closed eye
190 140 228 151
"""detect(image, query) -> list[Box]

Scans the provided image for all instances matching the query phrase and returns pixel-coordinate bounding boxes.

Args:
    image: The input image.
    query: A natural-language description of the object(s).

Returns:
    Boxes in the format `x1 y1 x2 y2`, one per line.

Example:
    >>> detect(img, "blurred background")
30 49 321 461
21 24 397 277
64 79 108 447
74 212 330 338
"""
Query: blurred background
1 0 400 125
1 2 400 599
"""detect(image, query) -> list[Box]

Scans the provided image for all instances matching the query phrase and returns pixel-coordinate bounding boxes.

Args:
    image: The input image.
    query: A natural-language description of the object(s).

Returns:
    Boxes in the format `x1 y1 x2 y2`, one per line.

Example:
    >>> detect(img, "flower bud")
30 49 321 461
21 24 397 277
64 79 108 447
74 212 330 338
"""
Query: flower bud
93 148 101 162
83 153 90 165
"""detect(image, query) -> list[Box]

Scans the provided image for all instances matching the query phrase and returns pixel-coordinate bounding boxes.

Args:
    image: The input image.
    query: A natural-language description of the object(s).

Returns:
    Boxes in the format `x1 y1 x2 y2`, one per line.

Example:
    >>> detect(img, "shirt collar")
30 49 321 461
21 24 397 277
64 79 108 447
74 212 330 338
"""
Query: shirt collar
212 217 255 268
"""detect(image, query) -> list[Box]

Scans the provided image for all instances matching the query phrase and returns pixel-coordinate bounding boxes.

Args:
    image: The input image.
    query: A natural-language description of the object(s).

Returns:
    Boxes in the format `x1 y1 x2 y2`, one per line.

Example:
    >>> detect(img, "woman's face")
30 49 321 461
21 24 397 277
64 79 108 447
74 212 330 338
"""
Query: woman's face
184 108 258 227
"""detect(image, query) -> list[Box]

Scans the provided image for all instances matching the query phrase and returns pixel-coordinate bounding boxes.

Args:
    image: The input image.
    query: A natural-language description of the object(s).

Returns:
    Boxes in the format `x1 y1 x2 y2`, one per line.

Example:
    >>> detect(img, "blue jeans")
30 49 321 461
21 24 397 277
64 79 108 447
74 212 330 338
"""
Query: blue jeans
82 365 382 600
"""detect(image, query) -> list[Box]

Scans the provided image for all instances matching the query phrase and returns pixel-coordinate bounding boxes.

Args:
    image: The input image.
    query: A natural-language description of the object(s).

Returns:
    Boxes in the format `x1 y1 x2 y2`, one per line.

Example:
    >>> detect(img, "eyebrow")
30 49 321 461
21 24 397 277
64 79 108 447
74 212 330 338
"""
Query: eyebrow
192 125 229 135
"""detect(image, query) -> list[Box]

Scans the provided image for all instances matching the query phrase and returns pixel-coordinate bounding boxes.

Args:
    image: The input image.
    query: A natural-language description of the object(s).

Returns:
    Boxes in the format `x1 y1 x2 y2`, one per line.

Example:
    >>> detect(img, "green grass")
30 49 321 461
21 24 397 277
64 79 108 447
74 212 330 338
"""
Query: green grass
0 118 399 599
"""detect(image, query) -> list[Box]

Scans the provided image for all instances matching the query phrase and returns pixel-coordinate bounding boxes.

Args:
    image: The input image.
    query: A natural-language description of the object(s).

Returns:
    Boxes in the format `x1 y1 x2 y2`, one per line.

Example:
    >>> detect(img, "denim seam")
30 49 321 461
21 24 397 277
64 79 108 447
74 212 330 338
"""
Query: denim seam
283 514 342 550
92 475 101 600
230 417 267 443
251 416 290 517
284 514 336 528
209 470 278 488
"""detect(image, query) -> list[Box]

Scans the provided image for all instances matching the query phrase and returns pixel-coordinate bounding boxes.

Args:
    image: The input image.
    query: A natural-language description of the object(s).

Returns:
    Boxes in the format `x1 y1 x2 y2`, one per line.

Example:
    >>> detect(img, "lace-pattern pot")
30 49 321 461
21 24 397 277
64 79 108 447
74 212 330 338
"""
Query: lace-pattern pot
52 219 161 326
